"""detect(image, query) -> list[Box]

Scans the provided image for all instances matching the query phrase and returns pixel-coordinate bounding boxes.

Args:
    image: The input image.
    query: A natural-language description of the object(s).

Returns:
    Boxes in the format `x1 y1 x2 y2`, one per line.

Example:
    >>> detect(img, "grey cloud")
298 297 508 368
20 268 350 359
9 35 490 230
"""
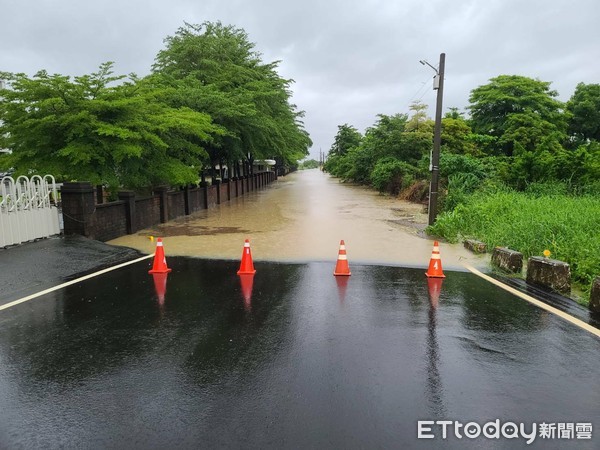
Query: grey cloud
1 0 598 160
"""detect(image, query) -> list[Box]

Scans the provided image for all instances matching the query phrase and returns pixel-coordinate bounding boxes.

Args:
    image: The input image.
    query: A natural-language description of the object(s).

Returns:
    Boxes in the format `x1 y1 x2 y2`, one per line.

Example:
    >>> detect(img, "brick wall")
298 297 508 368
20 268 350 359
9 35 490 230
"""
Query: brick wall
62 172 276 242
167 191 185 221
95 203 127 241
135 196 160 230
188 188 205 213
207 185 217 208
220 181 229 202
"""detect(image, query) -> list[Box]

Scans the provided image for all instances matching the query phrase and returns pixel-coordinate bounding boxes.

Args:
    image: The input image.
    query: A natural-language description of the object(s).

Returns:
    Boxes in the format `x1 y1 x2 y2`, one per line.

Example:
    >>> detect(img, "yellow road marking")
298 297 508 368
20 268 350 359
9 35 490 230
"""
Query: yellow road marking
464 264 600 338
0 254 154 312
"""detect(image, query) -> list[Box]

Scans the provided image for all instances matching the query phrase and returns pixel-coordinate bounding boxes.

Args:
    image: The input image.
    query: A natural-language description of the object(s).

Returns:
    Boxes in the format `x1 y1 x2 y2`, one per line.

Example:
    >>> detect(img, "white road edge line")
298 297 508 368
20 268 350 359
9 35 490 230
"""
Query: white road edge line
0 254 154 312
464 264 600 339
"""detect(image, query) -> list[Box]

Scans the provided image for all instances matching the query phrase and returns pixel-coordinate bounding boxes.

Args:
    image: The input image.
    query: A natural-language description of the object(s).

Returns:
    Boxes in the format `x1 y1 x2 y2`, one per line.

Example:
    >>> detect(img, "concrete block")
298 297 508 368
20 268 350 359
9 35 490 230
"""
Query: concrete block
491 247 523 274
590 277 600 313
464 239 486 253
526 256 571 295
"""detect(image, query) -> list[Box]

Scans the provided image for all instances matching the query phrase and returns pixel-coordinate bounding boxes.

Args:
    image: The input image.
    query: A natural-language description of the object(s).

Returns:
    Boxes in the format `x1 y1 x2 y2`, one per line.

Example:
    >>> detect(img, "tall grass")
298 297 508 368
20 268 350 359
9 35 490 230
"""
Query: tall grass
429 190 600 288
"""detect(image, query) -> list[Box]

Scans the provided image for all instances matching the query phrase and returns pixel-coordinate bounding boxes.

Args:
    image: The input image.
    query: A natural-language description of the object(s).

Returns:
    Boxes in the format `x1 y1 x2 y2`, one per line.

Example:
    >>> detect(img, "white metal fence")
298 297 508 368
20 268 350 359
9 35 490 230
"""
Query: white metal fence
0 175 61 247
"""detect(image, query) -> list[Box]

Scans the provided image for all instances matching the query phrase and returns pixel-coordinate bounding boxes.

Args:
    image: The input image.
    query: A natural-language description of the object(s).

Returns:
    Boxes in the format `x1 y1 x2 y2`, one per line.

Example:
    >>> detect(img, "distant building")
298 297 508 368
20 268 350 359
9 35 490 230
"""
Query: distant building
253 159 276 172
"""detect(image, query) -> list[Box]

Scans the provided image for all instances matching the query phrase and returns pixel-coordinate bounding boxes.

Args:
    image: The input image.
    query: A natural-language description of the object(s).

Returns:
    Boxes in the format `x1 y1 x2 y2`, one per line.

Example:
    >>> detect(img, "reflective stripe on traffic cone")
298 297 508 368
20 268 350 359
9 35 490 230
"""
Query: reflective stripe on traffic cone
334 240 351 276
425 241 445 278
237 239 257 275
148 238 172 274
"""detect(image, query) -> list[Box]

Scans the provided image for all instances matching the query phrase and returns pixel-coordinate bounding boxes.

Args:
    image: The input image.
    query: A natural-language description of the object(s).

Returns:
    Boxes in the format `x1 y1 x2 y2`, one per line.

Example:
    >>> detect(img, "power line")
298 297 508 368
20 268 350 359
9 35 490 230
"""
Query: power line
408 77 432 104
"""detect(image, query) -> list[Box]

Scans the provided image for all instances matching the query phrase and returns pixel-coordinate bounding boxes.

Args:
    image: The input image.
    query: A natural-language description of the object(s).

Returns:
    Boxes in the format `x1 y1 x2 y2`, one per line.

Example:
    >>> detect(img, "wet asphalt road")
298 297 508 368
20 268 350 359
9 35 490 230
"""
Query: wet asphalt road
0 235 142 305
0 257 598 449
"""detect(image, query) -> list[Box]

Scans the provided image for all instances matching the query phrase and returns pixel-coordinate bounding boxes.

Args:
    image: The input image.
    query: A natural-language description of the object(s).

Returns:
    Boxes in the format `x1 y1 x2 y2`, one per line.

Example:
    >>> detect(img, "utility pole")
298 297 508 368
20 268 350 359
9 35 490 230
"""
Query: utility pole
319 148 323 171
420 53 445 226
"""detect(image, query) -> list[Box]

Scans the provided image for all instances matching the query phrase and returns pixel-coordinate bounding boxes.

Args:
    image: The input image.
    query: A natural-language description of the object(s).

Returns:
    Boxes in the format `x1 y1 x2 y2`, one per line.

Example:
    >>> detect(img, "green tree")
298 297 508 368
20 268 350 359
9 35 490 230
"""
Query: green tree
0 63 221 190
299 158 319 169
326 114 429 187
405 101 433 133
328 124 362 157
444 107 465 120
152 22 311 172
370 157 416 195
339 146 375 184
364 114 429 164
468 75 566 156
566 82 600 145
440 117 478 155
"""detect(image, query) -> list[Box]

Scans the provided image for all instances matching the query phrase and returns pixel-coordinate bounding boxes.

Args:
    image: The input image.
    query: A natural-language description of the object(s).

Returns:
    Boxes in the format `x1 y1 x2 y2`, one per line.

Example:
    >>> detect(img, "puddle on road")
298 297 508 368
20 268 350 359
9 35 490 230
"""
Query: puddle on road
109 170 485 270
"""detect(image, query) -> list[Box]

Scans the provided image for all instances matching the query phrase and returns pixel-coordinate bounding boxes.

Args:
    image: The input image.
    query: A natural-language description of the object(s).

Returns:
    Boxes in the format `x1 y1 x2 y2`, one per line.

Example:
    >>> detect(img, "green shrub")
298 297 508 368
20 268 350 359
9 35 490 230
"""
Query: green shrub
441 172 483 211
370 157 416 195
439 153 486 179
437 153 490 211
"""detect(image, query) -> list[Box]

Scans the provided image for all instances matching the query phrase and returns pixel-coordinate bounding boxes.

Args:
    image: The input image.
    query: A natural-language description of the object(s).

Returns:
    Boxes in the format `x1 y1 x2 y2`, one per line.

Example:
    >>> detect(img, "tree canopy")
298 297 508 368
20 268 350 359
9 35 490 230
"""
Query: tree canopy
324 112 431 189
0 63 221 190
0 21 311 190
328 124 362 157
151 22 311 169
468 75 566 157
299 159 320 170
566 82 600 145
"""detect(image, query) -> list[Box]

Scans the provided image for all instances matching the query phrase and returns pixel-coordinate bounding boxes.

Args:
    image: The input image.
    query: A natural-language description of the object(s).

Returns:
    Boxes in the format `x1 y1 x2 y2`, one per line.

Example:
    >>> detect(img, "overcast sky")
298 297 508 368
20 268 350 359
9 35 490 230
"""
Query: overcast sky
2 0 599 160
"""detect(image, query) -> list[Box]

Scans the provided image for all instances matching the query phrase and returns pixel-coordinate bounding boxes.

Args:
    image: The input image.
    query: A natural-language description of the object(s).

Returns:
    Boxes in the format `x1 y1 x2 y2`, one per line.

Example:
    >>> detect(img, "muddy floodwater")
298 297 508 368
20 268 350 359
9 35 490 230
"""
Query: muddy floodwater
110 170 485 270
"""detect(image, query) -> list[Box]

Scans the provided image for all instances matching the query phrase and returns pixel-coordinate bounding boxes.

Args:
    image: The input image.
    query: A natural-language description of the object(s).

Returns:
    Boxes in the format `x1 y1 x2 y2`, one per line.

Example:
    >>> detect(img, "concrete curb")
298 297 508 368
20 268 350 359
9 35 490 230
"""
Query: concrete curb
463 239 486 254
526 256 571 296
590 277 600 313
491 247 523 274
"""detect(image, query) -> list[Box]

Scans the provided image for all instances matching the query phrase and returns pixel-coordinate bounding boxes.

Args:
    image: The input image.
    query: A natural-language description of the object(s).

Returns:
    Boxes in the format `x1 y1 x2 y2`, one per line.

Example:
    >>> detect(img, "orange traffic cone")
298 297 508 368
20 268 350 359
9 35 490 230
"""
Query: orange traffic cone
333 240 351 276
237 239 257 275
148 237 172 274
425 241 445 278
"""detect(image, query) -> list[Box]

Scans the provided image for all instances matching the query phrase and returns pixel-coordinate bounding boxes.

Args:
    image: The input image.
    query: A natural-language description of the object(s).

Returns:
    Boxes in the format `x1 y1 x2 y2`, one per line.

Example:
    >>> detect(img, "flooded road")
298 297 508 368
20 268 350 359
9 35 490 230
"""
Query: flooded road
110 170 484 270
1 259 598 448
5 170 597 448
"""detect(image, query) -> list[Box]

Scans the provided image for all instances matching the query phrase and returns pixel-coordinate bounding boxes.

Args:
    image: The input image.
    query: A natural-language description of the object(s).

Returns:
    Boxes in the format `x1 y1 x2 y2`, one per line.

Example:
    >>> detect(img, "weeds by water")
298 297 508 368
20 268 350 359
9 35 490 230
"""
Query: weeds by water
429 189 600 299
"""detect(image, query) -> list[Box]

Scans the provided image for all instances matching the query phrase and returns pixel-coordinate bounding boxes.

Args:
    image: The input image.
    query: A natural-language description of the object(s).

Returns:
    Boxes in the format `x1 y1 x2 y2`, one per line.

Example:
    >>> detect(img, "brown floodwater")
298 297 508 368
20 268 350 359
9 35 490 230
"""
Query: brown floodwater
109 170 485 270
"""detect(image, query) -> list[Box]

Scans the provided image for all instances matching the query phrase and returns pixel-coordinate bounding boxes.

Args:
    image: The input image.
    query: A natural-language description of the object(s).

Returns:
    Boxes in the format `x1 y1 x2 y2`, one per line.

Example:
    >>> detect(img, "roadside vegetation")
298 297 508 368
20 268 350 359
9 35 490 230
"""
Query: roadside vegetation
0 22 311 194
430 188 600 290
299 158 320 170
324 76 600 300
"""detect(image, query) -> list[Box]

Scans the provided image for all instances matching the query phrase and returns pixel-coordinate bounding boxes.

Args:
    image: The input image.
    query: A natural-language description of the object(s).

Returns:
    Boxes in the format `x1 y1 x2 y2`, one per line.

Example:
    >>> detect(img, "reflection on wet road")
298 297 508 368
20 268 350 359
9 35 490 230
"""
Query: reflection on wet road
1 259 598 448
